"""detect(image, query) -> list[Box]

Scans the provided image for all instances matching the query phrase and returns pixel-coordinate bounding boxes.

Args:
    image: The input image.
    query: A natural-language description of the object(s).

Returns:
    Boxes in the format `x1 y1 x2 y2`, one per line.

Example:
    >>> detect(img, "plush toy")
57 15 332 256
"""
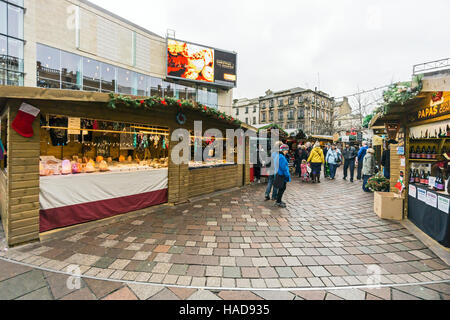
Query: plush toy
61 160 71 175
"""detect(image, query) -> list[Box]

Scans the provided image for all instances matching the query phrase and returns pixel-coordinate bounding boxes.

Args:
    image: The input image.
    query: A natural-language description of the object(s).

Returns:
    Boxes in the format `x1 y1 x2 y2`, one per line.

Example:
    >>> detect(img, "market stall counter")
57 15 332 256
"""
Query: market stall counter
408 184 450 247
40 168 168 232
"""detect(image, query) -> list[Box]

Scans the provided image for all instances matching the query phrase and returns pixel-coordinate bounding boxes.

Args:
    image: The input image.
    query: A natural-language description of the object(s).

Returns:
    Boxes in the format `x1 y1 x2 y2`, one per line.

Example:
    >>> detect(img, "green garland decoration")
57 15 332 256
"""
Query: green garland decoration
107 93 243 126
381 74 423 114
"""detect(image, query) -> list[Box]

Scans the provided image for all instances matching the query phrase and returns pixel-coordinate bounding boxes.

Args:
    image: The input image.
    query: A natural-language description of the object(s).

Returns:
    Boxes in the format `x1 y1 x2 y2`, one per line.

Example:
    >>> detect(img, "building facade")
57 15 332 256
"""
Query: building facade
0 0 234 112
257 87 334 135
333 97 362 137
232 97 259 126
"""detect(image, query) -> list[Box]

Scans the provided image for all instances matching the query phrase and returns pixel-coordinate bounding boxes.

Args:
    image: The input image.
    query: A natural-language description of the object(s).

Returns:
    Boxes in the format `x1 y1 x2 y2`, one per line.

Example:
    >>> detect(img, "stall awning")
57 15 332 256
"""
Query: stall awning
409 119 450 139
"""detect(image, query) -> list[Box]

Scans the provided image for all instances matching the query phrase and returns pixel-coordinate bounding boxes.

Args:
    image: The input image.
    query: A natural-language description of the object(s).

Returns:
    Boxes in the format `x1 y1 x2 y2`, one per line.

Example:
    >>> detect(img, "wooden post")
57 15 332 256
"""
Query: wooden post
7 101 40 246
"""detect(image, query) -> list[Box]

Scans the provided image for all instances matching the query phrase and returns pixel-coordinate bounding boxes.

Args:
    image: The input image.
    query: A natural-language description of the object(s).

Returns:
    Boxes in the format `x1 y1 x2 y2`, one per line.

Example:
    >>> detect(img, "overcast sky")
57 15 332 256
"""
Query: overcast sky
91 0 450 101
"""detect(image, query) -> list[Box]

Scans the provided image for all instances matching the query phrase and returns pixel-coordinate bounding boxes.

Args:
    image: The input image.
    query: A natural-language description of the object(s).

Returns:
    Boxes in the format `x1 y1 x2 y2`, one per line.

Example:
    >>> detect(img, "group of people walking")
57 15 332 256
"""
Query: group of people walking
265 140 383 208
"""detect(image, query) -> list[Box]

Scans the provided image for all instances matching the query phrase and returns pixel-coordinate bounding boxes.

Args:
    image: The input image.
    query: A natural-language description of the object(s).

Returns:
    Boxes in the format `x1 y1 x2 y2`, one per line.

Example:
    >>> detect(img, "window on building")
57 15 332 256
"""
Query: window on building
61 51 82 90
176 83 188 100
187 85 196 101
288 98 294 105
101 63 116 92
262 112 266 122
7 4 23 39
136 73 147 96
288 109 294 120
278 111 283 121
253 117 256 124
82 58 101 91
338 121 341 126
245 107 248 114
150 77 163 97
270 100 274 108
253 105 256 113
261 103 265 109
298 96 304 103
269 111 273 121
163 80 175 98
117 67 134 94
36 43 61 88
297 108 304 119
207 88 218 109
236 108 239 116
0 2 6 35
245 118 248 124
279 99 284 106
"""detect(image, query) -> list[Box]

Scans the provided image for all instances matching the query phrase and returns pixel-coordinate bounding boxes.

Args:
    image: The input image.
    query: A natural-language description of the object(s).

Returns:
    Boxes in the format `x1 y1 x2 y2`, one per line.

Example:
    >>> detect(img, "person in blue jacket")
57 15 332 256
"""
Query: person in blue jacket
275 144 291 208
265 141 282 201
357 141 369 181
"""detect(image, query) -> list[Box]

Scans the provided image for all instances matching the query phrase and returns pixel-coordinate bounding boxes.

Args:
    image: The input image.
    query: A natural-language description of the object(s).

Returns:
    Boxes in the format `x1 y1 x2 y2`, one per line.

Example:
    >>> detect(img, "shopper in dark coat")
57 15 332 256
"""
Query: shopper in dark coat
381 143 391 179
342 143 357 182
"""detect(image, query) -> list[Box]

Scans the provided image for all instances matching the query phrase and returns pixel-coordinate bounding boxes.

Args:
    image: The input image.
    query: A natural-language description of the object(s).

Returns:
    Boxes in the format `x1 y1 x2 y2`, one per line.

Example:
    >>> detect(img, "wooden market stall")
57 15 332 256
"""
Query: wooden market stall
0 87 250 246
372 88 450 248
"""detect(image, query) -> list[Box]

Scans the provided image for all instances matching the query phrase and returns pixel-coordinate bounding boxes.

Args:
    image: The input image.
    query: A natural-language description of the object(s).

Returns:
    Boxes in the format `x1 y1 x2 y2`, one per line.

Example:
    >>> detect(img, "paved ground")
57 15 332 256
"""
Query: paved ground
0 169 449 300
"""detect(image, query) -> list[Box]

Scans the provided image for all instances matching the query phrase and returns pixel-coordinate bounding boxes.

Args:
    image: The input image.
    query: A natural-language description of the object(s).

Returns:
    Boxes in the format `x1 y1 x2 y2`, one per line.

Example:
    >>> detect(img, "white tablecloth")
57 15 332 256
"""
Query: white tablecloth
40 168 168 210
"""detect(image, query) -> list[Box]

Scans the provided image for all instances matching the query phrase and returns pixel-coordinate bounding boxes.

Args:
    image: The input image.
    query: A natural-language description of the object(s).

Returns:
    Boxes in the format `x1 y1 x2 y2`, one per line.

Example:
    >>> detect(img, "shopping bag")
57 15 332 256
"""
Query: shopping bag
273 174 285 189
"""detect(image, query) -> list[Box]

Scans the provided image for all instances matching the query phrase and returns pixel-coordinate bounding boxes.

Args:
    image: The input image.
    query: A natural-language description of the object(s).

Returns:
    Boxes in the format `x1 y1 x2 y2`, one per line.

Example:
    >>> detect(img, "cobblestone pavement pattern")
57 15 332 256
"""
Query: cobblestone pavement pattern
1 171 449 300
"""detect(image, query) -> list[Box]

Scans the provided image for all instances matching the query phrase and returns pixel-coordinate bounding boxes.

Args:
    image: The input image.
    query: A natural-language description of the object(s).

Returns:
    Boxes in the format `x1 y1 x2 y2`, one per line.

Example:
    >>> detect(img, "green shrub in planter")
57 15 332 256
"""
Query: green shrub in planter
366 172 390 192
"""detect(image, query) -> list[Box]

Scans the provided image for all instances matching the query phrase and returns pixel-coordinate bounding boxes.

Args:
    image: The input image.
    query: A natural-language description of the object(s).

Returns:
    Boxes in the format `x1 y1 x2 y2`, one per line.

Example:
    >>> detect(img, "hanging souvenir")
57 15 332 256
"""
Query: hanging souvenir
162 137 166 150
133 130 137 148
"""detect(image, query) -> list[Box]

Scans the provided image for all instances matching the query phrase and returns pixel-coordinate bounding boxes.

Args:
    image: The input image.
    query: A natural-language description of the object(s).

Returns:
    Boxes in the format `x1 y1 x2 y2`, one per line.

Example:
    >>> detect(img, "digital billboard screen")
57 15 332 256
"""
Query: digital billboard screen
167 39 214 83
167 39 237 87
214 50 237 86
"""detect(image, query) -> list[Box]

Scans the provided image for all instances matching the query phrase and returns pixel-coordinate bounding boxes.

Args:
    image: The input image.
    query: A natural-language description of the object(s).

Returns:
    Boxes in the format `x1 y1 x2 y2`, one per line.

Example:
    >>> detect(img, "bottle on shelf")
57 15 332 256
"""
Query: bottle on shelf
409 170 415 184
416 146 421 158
421 146 426 159
410 146 416 159
431 146 437 159
419 171 425 185
426 146 432 159
436 172 445 191
424 171 429 186
414 169 420 184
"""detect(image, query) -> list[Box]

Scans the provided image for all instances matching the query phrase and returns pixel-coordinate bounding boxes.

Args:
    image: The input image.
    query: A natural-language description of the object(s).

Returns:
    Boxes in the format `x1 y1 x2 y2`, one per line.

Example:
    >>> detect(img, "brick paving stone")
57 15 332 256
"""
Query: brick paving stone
0 270 47 300
206 266 223 277
328 288 366 300
169 264 188 276
149 288 181 300
188 290 221 300
395 285 442 300
259 267 278 278
190 277 207 287
60 287 97 300
292 290 326 300
218 291 263 300
254 290 295 300
391 288 422 300
17 286 53 300
109 259 131 270
265 278 282 288
223 267 241 278
0 260 32 282
275 267 296 278
46 273 86 299
252 257 269 267
169 287 197 300
308 266 331 277
187 265 206 277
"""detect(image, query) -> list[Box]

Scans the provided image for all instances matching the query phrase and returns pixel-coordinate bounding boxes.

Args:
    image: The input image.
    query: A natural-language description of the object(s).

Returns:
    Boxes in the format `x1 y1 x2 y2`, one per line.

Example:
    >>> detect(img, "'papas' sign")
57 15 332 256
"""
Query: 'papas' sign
416 92 450 120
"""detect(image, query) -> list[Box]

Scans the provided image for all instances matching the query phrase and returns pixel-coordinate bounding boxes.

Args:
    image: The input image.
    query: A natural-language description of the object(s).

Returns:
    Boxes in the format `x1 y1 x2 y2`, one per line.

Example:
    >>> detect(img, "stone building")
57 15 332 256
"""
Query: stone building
232 97 259 126
333 97 363 136
257 87 334 135
0 0 234 113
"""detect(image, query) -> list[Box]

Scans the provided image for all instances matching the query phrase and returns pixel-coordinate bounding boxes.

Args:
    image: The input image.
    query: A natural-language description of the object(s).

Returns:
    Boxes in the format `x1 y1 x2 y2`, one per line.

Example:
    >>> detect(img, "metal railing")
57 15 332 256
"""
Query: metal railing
413 58 450 75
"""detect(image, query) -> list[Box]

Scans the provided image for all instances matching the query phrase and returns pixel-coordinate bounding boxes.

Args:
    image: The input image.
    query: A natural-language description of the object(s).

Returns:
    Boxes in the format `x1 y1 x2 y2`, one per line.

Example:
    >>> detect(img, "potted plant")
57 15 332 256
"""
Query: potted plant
368 173 404 220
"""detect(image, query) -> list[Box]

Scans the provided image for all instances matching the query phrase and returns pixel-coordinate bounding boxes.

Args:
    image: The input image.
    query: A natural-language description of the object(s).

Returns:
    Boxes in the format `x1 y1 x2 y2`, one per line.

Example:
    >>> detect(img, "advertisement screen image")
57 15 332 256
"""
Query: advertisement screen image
167 39 214 83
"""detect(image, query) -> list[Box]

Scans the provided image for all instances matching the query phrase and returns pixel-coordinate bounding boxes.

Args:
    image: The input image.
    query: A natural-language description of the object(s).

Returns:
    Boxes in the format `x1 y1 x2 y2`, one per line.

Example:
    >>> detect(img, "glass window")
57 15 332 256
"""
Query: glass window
101 63 116 93
269 111 273 121
36 44 60 88
61 51 81 90
117 68 133 94
262 112 266 122
8 0 24 7
7 71 22 86
0 2 6 35
176 84 188 100
235 108 239 116
245 107 248 114
0 35 6 70
253 117 256 124
163 81 174 97
136 73 147 96
197 86 207 105
0 69 6 85
207 88 218 109
187 85 196 101
7 4 23 39
82 57 100 91
150 77 163 97
7 37 22 71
